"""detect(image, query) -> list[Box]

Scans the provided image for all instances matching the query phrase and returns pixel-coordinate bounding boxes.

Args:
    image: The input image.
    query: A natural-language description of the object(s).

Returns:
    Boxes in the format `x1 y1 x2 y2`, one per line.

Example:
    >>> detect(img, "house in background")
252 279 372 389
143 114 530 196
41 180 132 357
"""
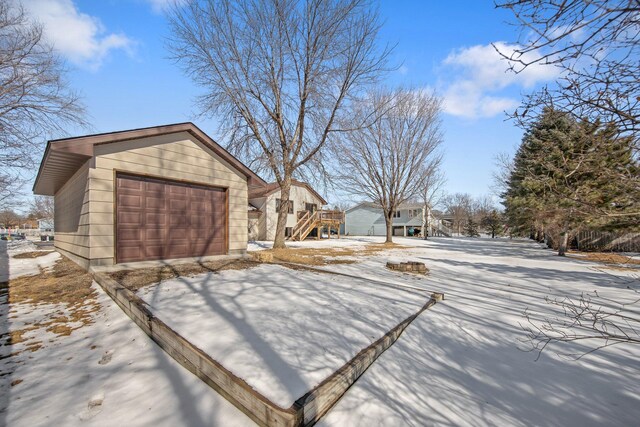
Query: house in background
33 123 265 270
37 218 54 232
345 202 452 237
248 180 332 241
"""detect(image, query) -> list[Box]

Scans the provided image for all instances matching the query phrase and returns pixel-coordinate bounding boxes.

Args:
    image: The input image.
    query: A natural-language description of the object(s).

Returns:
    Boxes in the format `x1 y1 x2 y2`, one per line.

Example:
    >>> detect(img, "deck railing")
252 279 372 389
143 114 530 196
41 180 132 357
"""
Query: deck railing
317 210 344 223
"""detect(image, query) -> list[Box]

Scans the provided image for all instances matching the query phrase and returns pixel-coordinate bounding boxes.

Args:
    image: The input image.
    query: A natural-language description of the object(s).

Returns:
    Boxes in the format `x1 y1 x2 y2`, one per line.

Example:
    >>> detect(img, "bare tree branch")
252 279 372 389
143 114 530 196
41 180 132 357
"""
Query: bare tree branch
168 0 392 248
0 1 87 202
332 88 444 242
495 0 640 144
521 289 640 361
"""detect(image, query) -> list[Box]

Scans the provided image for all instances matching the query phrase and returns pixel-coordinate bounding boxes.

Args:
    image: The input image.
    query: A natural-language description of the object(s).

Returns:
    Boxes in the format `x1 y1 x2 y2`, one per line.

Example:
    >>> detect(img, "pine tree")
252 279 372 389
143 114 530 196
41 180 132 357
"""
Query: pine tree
463 216 480 237
502 108 640 255
482 210 503 239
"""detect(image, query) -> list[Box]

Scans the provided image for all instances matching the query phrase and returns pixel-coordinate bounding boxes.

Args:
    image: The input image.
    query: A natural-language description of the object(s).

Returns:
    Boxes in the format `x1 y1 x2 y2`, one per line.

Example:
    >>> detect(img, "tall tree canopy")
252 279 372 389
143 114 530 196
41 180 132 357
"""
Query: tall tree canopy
168 0 391 248
496 0 640 144
503 108 640 255
333 88 443 243
0 1 86 206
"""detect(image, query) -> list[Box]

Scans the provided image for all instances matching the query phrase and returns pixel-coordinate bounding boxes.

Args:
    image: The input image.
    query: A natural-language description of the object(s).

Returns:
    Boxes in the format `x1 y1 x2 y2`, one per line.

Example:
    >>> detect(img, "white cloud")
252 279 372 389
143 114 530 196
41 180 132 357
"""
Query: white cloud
143 0 186 13
438 42 560 119
18 0 135 69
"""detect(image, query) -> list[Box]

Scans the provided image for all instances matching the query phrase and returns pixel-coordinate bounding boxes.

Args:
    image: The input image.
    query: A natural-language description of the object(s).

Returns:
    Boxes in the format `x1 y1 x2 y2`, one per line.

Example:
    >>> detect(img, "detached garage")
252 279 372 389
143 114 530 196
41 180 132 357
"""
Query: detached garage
33 123 265 270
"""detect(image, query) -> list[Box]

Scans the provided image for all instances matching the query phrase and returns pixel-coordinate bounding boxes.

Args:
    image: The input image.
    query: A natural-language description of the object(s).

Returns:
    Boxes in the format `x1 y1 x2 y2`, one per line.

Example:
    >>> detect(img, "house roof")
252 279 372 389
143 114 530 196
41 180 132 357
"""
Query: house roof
346 201 431 212
33 122 267 196
248 180 327 205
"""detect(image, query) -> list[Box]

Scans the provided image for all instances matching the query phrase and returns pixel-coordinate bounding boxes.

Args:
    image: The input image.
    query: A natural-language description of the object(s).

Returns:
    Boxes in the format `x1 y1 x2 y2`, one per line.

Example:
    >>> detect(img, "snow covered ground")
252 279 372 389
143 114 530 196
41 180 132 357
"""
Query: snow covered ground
1 236 639 426
0 241 253 427
0 240 60 282
318 237 640 426
137 264 431 407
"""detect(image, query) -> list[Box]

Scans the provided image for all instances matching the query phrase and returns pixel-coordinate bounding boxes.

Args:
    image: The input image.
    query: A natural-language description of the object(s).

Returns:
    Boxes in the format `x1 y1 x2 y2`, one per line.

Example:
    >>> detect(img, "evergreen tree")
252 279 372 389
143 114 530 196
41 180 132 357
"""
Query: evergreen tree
503 108 640 256
481 210 503 239
463 216 480 237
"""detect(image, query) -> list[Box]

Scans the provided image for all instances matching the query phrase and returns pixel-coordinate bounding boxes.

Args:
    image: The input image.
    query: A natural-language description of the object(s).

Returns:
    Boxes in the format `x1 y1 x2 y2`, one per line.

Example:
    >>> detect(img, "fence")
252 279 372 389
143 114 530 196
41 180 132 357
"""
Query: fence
575 231 640 252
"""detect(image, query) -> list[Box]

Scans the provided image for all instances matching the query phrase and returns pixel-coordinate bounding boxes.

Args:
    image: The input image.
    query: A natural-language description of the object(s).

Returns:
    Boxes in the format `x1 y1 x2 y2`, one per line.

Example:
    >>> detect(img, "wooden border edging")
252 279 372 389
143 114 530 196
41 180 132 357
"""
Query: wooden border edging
92 271 443 426
295 294 441 425
92 272 300 427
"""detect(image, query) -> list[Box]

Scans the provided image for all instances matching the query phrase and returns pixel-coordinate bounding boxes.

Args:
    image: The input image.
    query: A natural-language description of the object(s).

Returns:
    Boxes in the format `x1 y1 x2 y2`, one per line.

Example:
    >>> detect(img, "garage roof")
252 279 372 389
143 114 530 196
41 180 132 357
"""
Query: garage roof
33 122 267 196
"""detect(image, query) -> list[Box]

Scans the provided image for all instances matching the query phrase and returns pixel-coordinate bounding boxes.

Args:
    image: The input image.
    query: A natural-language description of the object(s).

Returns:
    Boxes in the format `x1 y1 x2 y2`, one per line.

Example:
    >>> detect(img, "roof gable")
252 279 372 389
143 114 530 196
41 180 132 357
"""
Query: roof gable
33 122 266 195
248 180 327 205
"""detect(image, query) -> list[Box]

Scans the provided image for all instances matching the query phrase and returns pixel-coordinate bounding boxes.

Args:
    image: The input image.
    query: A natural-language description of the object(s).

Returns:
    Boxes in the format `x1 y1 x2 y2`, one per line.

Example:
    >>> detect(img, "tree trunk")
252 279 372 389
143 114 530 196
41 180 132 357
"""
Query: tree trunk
558 230 569 256
385 213 393 243
273 176 292 249
423 206 431 240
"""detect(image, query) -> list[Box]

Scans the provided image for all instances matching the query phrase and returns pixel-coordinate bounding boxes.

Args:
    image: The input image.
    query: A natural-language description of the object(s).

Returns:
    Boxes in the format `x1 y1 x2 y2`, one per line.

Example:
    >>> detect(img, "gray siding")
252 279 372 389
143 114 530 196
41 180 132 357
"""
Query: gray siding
345 205 386 236
345 204 424 236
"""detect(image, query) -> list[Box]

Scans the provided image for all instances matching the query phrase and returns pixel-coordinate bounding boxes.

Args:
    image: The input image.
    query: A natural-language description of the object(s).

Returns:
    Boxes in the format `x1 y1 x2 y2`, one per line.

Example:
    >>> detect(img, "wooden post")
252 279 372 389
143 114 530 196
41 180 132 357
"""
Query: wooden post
328 225 331 239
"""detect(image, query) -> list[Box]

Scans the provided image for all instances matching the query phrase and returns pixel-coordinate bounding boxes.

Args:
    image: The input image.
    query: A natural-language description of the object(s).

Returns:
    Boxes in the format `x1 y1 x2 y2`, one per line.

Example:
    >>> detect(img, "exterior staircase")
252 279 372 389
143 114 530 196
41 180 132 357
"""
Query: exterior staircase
430 219 453 237
289 210 344 241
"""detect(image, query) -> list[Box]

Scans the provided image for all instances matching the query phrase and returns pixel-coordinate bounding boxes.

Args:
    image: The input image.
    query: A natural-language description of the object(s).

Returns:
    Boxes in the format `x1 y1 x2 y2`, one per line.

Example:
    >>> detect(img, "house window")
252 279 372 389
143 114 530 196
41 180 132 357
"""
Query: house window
393 211 401 218
408 209 422 219
276 198 294 214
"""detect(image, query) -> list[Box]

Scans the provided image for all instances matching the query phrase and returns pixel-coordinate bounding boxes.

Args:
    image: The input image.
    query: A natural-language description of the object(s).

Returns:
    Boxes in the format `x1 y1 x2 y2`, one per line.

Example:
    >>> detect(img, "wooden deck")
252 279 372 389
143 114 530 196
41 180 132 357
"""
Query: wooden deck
289 210 345 241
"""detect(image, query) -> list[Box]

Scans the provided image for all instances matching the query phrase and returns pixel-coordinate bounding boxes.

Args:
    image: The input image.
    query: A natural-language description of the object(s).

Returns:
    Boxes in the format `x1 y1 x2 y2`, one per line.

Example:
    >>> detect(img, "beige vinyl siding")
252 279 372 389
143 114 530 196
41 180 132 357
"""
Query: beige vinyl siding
54 160 91 262
89 133 248 266
263 185 325 241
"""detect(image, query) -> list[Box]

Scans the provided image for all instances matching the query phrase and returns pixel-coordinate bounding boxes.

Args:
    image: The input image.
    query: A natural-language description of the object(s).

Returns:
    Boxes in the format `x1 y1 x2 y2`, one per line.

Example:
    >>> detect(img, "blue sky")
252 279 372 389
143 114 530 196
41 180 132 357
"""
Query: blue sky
19 0 562 206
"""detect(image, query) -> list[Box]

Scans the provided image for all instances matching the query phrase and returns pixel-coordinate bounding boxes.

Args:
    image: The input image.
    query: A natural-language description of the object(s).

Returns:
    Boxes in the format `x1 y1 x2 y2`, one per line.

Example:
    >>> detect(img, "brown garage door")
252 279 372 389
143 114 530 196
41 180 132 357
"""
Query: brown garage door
116 174 227 263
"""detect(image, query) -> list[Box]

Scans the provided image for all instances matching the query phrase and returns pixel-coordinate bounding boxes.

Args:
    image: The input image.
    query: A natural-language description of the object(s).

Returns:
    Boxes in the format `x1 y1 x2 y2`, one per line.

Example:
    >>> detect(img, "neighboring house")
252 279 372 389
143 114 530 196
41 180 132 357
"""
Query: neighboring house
37 218 54 232
33 123 265 270
248 180 327 241
345 202 452 237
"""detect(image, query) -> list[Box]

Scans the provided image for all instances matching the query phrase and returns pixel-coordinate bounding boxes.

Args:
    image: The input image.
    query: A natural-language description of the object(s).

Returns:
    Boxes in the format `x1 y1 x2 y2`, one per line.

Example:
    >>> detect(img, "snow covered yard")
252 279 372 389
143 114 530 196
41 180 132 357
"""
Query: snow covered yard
315 237 640 426
0 240 60 282
1 236 639 426
0 241 253 427
136 263 432 408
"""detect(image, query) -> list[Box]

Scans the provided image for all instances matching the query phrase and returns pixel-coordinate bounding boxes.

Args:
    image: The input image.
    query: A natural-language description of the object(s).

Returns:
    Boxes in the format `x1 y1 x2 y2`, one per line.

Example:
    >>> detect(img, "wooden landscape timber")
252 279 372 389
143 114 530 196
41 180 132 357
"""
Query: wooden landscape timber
92 270 442 426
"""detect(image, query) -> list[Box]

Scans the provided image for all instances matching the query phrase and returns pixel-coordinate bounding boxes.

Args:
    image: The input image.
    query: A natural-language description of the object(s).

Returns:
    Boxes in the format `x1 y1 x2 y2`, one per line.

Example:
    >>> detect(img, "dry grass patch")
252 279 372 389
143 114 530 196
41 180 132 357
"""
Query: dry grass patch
12 251 54 259
568 251 640 270
109 242 407 291
109 259 260 292
1 255 98 355
252 242 407 266
9 256 96 310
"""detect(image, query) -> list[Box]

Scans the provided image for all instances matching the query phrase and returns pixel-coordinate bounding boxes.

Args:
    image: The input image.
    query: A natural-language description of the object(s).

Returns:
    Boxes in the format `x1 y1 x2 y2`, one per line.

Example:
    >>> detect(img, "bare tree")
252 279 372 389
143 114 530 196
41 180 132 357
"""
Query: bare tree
168 0 391 248
333 88 443 243
495 0 640 143
472 195 497 222
0 209 20 229
418 160 445 239
521 289 640 361
442 193 473 235
331 201 353 212
0 174 21 209
491 152 514 198
0 1 87 202
29 195 54 220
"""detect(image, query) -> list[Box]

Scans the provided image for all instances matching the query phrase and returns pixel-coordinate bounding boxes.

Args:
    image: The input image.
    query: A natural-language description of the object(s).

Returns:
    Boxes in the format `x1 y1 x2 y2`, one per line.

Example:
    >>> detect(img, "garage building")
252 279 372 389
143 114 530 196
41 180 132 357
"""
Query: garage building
33 123 265 269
